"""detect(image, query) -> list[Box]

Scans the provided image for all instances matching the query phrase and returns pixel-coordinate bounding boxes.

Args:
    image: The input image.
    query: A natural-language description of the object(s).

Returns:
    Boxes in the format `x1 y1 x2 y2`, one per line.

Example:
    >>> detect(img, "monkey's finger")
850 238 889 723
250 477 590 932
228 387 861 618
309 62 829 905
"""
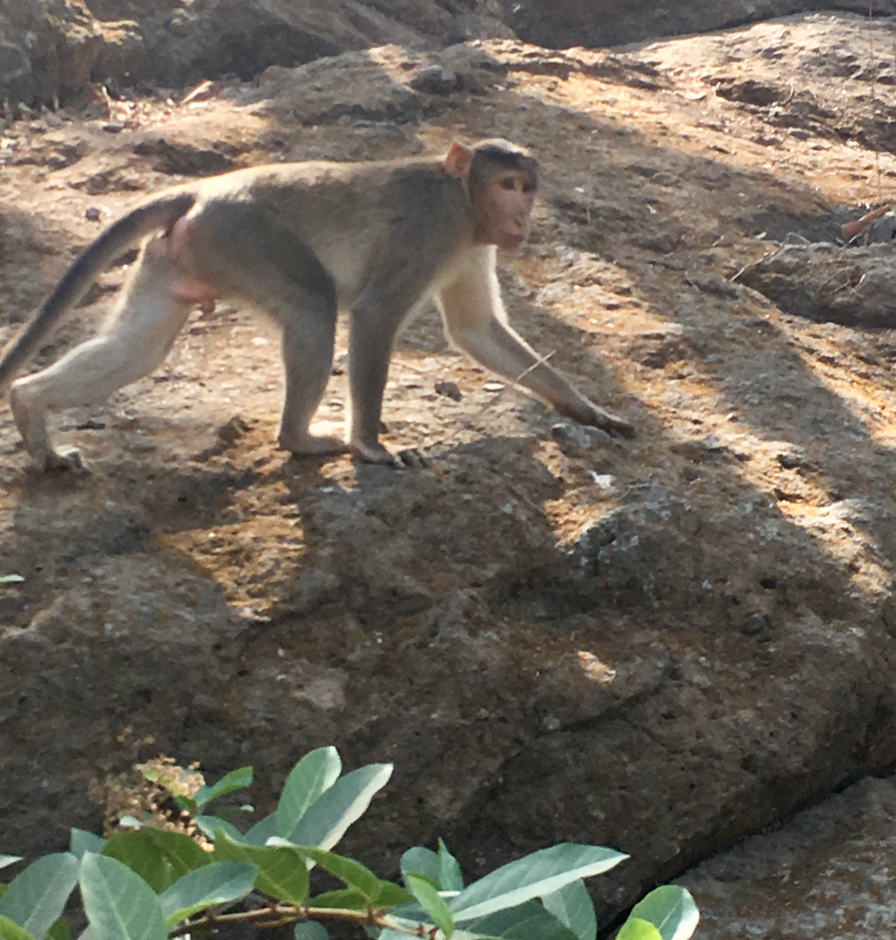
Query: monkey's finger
598 413 636 438
398 448 430 468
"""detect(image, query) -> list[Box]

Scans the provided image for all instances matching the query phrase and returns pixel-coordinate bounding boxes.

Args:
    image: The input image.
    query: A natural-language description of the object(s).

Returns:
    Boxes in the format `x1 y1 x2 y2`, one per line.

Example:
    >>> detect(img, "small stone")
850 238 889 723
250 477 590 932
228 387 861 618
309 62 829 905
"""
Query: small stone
777 452 801 469
409 66 462 96
742 612 771 639
551 422 610 455
435 381 462 401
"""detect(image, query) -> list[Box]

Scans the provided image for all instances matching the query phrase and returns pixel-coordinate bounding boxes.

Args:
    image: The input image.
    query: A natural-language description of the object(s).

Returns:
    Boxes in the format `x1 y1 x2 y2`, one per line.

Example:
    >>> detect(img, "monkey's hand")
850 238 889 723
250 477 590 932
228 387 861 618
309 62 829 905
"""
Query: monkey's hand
556 398 635 438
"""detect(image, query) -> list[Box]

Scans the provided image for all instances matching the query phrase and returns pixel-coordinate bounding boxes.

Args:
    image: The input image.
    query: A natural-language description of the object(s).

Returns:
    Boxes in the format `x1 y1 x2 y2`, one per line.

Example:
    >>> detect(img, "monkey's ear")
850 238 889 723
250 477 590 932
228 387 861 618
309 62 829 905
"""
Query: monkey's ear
444 142 474 178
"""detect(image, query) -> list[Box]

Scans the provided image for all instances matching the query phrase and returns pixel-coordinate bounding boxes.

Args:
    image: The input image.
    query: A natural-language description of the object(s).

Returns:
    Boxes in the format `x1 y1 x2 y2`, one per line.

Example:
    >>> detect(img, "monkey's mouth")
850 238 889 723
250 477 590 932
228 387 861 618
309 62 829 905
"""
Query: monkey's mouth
499 233 526 249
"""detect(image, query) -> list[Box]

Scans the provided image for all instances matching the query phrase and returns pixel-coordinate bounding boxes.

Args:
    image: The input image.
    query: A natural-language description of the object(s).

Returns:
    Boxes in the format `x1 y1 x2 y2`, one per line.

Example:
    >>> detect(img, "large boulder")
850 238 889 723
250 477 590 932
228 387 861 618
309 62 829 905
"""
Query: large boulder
499 0 896 49
0 0 104 105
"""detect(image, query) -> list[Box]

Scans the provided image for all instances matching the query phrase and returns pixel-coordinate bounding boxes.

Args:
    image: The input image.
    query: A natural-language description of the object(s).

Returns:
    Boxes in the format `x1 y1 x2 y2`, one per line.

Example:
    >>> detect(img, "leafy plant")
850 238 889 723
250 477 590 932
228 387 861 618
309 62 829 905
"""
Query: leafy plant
0 748 698 940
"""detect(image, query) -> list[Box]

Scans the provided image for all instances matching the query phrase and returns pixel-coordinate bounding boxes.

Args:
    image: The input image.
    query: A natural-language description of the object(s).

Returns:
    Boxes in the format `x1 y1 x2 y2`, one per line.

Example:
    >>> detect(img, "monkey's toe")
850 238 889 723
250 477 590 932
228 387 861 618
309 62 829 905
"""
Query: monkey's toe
600 414 636 439
398 448 429 468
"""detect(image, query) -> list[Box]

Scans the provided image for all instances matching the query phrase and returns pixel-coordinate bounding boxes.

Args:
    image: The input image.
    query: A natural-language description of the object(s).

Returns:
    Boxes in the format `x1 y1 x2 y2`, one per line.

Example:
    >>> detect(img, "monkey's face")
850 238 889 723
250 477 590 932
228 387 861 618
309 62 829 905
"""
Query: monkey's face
473 168 537 249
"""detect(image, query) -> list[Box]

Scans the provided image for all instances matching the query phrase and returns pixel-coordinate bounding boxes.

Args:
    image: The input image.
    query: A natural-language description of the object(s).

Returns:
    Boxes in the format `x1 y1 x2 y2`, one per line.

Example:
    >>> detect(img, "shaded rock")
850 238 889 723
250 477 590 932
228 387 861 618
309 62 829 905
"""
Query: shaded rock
246 49 426 126
864 210 896 243
499 0 896 49
409 65 463 95
91 19 145 85
679 775 896 938
132 137 236 176
740 244 896 327
0 0 104 105
448 13 517 44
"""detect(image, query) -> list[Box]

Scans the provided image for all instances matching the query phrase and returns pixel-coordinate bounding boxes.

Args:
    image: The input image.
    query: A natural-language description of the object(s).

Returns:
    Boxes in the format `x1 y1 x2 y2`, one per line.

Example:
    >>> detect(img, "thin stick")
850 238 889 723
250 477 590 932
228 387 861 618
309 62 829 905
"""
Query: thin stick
869 1 883 202
429 350 557 450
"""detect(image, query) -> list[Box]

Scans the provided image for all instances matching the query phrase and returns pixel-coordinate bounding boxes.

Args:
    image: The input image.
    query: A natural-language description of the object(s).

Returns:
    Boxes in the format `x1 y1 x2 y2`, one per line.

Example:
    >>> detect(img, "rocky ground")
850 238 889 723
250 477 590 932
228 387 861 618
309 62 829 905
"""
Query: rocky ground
679 771 896 937
5 9 896 931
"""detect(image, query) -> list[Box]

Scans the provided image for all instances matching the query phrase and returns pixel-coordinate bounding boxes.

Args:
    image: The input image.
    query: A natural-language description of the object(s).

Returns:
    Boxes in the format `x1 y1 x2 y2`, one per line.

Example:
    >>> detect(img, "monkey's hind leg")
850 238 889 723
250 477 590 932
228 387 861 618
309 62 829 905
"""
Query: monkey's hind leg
180 205 344 458
10 237 194 470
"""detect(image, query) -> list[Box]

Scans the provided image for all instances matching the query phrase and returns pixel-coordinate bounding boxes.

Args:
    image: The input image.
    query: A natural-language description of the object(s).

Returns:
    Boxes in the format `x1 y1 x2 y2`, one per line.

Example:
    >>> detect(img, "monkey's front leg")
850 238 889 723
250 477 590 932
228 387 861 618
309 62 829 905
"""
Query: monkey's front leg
437 252 634 438
456 317 633 437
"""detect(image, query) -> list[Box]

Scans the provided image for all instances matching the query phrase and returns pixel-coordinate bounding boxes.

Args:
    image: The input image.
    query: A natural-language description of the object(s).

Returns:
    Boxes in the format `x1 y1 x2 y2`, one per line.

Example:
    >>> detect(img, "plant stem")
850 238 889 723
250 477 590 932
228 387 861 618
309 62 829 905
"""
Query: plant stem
172 903 427 939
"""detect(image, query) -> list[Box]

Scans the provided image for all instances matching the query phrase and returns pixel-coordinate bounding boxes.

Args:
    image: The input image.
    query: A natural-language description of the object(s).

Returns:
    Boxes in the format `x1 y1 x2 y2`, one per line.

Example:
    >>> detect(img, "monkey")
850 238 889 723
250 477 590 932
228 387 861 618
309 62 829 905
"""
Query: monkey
0 138 634 471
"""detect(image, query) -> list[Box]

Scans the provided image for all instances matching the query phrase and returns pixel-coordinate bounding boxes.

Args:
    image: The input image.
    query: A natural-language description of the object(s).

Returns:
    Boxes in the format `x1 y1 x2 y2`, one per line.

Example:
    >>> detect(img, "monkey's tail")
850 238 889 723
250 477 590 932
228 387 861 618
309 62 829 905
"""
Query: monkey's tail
0 192 196 394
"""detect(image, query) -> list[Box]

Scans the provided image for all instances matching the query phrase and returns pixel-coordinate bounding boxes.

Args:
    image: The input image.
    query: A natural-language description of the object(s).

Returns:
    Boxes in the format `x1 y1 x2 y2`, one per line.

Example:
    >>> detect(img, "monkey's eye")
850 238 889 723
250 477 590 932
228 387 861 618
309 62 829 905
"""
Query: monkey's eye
523 182 537 194
500 176 517 190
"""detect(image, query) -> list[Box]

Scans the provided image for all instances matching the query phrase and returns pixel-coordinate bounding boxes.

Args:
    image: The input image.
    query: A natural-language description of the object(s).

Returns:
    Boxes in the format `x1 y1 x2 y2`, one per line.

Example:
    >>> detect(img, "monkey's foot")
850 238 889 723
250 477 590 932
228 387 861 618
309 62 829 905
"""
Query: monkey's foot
278 431 347 457
9 389 85 471
30 446 86 473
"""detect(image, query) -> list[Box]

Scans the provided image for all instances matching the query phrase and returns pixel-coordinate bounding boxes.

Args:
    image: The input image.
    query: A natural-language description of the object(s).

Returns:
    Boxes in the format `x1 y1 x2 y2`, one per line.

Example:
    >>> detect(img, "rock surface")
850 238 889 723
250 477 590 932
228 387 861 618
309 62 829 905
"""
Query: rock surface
501 0 896 48
741 243 896 327
679 774 896 937
5 9 896 929
10 1 896 108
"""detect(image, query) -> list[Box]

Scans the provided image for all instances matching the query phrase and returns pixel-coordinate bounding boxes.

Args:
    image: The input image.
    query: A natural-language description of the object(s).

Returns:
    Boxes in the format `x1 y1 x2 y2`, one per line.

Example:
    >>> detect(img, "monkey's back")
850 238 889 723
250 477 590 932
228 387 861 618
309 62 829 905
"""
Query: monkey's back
180 158 475 307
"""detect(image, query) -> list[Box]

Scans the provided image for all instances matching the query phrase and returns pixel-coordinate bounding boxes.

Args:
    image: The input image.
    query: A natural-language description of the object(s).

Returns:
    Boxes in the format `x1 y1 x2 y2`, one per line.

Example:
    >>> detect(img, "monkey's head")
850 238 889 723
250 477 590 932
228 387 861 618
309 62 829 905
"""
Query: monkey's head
445 139 538 249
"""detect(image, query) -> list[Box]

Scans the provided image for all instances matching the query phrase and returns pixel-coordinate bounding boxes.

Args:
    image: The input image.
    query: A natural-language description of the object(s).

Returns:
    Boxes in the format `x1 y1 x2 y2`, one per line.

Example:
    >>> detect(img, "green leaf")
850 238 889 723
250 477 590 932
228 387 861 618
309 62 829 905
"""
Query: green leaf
291 764 393 850
277 749 342 839
194 817 246 843
454 901 579 940
293 847 381 901
0 916 36 940
194 767 254 811
70 831 105 860
400 849 439 888
160 861 257 927
378 883 416 909
0 575 24 585
541 881 596 940
382 904 578 940
45 919 70 940
245 814 279 847
408 874 455 939
437 842 463 892
0 861 21 874
294 923 329 940
80 854 167 940
102 832 171 893
450 845 627 923
138 829 212 882
628 887 699 940
0 853 80 940
308 889 368 911
213 830 309 904
615 918 662 940
403 872 439 891
213 804 254 821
